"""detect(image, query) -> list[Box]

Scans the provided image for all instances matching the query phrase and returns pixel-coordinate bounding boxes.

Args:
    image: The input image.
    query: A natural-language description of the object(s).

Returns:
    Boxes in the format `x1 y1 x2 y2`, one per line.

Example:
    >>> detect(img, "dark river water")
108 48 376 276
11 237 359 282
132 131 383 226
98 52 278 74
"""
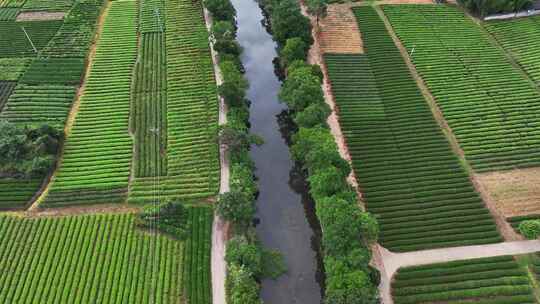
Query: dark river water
230 0 323 303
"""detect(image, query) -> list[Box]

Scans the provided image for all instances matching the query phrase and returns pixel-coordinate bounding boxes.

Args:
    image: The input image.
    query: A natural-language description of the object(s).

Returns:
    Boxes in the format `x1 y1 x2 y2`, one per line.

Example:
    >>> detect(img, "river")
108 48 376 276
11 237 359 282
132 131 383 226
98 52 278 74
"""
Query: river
230 0 323 303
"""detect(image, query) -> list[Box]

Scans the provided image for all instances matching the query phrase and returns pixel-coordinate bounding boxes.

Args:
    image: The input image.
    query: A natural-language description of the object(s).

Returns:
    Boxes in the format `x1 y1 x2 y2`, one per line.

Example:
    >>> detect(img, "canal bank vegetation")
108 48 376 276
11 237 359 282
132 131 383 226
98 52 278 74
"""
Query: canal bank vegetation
259 0 382 302
205 1 286 303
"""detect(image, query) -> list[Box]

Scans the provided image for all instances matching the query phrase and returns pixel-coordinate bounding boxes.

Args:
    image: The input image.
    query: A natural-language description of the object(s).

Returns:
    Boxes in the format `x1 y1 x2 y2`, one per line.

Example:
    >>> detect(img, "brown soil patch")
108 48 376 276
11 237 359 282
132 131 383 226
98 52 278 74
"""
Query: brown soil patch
16 11 65 21
370 0 438 4
476 167 540 218
318 4 363 54
4 204 141 218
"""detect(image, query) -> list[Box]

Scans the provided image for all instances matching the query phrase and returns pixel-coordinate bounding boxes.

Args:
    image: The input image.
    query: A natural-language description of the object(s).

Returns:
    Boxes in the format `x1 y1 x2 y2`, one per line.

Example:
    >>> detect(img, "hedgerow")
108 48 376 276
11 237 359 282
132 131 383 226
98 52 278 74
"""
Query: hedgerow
392 256 536 304
383 5 540 171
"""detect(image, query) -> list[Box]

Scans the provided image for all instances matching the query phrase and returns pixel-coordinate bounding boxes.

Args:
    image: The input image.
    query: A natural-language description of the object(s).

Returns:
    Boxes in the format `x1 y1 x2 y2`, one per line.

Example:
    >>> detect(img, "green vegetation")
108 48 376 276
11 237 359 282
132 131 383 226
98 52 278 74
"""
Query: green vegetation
457 0 534 17
130 0 219 203
485 15 540 84
21 0 73 11
509 214 540 233
392 256 537 304
0 58 32 81
0 207 212 304
0 0 25 8
0 178 40 208
41 0 105 57
43 0 137 206
0 20 62 57
139 0 165 33
383 5 540 172
0 7 18 20
132 32 168 178
0 85 76 127
19 58 84 85
519 220 540 239
322 6 500 252
0 81 16 109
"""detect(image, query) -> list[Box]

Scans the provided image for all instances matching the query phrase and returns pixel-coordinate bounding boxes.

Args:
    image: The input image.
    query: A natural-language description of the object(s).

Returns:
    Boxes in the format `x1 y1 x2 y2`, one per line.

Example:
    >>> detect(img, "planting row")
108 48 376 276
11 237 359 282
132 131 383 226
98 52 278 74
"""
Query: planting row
0 207 212 303
323 6 501 252
383 5 540 172
485 15 540 85
42 0 137 206
392 256 536 304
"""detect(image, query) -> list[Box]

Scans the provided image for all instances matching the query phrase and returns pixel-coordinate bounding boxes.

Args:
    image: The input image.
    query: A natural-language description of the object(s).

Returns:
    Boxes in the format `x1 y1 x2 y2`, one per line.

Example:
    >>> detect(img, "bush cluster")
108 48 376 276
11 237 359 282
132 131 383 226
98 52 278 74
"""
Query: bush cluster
457 0 534 17
0 120 62 178
257 0 381 301
135 200 190 239
518 220 540 239
205 2 286 303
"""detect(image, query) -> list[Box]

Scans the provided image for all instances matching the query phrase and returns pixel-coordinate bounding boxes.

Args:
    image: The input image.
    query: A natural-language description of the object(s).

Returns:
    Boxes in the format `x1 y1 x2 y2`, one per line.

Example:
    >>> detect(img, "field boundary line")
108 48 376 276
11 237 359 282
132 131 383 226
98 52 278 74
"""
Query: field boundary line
203 7 229 304
28 1 112 211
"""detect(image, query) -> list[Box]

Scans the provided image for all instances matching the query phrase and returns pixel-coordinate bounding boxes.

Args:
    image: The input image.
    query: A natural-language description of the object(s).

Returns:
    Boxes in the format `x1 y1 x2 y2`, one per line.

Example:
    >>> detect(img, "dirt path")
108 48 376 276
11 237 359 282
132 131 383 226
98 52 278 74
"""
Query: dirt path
203 8 229 304
28 2 111 211
3 203 140 218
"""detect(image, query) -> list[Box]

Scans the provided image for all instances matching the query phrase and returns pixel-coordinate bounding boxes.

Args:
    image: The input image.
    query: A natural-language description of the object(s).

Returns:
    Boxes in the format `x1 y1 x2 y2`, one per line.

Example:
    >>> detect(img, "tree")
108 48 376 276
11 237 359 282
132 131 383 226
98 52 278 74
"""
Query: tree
325 270 378 304
219 61 249 108
281 37 308 67
226 236 264 277
218 125 263 155
0 120 28 163
216 191 256 229
270 0 313 46
519 220 540 239
226 264 262 304
212 21 242 57
306 0 328 26
291 126 334 161
204 0 236 22
294 102 330 128
279 66 324 112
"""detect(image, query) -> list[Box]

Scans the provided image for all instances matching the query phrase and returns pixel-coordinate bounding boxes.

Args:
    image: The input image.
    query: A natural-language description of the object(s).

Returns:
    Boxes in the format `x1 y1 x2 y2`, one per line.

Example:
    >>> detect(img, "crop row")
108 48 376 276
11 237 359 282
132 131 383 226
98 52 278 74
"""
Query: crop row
0 0 24 8
42 0 137 206
20 0 73 12
507 214 540 232
139 0 165 33
0 80 16 110
0 84 76 127
392 256 536 304
0 178 40 209
0 20 62 57
323 6 500 252
0 209 212 303
0 7 18 20
41 0 105 58
19 57 84 85
485 16 540 85
132 32 168 178
0 58 31 81
383 5 540 172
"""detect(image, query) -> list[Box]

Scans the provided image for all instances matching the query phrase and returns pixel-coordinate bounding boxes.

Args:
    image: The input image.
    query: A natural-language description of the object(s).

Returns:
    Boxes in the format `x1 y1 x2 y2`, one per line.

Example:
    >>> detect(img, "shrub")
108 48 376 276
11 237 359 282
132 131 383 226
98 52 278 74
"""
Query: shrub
519 220 540 239
281 37 308 67
216 191 256 230
226 264 262 304
226 236 264 277
294 99 331 128
135 201 190 239
219 60 249 107
279 65 324 112
204 0 236 22
269 0 313 46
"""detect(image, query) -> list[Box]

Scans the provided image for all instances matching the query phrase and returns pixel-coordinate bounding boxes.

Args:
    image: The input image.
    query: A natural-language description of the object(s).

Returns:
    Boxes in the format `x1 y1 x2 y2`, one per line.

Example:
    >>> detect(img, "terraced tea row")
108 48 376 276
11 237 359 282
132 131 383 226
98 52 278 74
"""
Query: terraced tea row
0 207 212 304
132 32 168 178
383 5 540 172
42 0 137 206
0 81 16 109
0 20 62 57
0 179 40 209
129 0 219 204
392 256 537 304
0 58 31 81
485 15 540 85
323 6 500 252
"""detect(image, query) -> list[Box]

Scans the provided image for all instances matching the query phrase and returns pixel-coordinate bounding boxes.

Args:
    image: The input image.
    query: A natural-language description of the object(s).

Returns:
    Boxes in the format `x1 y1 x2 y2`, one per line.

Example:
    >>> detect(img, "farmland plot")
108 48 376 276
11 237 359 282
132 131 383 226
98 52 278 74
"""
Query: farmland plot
0 81 16 110
323 6 500 252
0 179 41 209
42 0 137 206
485 16 540 85
0 207 212 304
0 58 32 81
129 0 219 203
0 7 18 20
392 256 537 304
383 5 540 172
0 19 62 57
21 0 73 12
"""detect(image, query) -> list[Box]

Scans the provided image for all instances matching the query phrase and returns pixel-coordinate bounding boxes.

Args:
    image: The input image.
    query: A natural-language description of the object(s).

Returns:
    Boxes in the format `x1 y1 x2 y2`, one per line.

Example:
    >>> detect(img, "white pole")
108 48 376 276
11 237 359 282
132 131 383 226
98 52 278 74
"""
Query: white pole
21 26 38 54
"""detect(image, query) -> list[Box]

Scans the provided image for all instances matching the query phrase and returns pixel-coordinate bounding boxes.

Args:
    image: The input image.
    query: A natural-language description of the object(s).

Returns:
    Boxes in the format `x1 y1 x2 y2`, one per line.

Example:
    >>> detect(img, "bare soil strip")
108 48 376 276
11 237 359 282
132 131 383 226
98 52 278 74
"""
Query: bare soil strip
318 3 363 54
16 11 65 21
3 203 140 218
28 2 111 211
476 168 540 218
203 8 229 304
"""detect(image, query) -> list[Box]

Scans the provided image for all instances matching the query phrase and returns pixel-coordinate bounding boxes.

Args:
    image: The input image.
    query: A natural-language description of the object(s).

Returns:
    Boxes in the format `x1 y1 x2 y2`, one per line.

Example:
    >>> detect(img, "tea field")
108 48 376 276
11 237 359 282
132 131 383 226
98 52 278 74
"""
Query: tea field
323 6 501 252
392 255 539 304
0 207 212 304
383 5 540 172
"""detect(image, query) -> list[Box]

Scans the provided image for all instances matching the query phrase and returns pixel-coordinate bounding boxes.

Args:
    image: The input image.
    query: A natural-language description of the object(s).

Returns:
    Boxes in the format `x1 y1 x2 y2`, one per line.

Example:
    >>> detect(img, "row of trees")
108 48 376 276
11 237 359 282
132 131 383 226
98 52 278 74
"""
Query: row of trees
0 120 62 178
260 0 381 302
204 1 285 303
457 0 534 17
